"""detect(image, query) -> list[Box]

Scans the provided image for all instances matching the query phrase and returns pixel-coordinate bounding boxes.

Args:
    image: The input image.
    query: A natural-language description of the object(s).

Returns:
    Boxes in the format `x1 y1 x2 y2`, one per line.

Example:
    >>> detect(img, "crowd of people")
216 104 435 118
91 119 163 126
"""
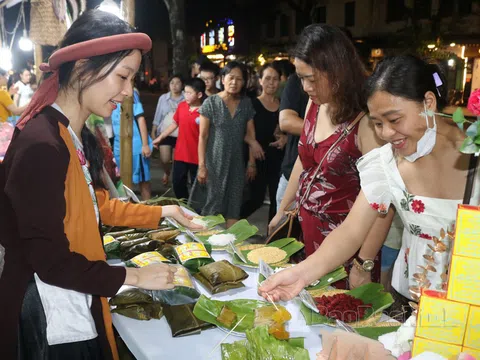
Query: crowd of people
0 8 478 359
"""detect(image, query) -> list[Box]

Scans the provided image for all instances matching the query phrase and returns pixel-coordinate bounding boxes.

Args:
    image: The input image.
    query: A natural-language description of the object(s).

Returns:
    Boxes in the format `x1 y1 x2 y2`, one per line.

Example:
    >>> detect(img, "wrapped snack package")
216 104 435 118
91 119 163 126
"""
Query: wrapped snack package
163 303 215 337
148 265 201 305
194 260 248 294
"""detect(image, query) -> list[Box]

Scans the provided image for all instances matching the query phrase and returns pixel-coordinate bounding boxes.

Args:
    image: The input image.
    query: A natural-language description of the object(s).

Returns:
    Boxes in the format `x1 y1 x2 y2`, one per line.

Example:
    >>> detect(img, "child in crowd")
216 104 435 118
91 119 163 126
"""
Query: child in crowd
153 78 206 200
151 75 184 185
199 62 220 97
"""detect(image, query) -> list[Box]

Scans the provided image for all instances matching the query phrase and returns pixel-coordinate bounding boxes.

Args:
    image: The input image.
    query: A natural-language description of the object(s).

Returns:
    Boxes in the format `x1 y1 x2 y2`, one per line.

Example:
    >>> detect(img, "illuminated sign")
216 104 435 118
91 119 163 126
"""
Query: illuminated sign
218 27 224 44
209 30 215 46
202 43 228 54
200 20 235 53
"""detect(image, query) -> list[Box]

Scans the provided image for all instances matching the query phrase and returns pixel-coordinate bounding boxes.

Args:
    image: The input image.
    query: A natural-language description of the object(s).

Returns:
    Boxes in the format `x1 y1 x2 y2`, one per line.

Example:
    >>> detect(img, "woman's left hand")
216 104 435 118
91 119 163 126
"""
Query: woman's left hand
250 141 265 160
348 265 372 289
162 205 205 230
246 164 256 182
142 144 152 158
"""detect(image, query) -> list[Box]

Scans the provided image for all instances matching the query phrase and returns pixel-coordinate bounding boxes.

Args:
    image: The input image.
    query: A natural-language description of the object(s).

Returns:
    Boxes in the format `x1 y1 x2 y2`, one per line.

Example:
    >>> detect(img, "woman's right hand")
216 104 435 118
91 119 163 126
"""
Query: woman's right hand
125 264 176 290
258 267 307 302
268 211 283 235
197 166 208 184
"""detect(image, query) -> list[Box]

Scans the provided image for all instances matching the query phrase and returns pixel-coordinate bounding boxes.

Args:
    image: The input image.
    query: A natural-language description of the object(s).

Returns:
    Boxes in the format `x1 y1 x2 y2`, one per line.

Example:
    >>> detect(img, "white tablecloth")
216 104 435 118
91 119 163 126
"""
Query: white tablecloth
112 236 393 359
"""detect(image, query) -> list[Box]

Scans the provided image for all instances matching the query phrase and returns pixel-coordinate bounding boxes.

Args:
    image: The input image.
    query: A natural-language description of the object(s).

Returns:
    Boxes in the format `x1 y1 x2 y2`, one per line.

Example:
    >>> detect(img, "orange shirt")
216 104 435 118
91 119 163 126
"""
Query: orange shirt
0 89 13 123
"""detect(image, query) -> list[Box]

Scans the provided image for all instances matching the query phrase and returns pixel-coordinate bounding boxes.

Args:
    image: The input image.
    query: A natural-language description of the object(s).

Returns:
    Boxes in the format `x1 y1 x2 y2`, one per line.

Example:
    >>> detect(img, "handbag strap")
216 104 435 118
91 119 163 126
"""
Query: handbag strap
463 153 479 205
298 109 366 208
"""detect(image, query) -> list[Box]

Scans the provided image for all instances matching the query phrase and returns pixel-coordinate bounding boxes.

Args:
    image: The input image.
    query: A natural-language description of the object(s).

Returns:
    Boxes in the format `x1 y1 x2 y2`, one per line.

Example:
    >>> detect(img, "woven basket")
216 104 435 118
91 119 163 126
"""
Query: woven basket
30 0 67 46
308 289 383 328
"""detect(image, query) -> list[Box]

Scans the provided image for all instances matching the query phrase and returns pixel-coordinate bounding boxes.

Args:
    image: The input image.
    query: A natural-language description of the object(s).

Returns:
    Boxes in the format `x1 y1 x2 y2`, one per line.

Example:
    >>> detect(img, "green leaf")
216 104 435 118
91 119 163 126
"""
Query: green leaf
196 219 258 249
192 294 270 333
300 283 394 326
453 107 466 131
460 137 480 154
306 266 348 290
355 326 401 340
466 122 479 138
474 136 480 145
194 214 226 229
246 326 309 360
221 328 309 360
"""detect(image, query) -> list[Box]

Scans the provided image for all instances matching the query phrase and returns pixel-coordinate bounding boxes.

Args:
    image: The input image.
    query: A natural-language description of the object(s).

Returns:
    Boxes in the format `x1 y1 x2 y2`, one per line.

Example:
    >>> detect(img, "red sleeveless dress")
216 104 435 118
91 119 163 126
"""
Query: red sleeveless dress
297 103 380 287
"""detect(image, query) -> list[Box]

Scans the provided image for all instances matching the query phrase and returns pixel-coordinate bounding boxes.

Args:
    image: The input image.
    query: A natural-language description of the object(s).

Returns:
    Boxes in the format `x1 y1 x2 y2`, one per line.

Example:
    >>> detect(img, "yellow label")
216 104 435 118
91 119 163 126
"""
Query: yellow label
454 206 480 259
463 347 480 357
447 255 480 306
131 251 169 267
172 266 194 288
464 306 480 350
416 295 469 345
412 338 462 358
175 242 210 263
103 235 116 245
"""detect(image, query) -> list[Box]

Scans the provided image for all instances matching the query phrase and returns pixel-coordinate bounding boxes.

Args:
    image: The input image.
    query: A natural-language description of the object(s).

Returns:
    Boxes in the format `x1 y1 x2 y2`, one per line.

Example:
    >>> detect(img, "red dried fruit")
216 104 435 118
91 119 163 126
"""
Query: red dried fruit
314 294 371 323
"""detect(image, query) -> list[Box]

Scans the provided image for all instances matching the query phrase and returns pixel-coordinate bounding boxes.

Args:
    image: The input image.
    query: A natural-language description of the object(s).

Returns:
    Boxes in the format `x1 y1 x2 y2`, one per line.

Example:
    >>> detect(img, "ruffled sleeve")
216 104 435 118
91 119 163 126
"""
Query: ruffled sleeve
356 145 393 215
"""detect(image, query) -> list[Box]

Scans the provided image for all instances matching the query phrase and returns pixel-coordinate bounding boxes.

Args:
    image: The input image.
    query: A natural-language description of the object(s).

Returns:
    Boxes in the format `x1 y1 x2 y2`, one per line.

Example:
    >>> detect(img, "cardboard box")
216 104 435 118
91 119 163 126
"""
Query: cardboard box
447 255 480 306
412 338 462 358
464 305 480 350
453 205 480 259
416 295 470 345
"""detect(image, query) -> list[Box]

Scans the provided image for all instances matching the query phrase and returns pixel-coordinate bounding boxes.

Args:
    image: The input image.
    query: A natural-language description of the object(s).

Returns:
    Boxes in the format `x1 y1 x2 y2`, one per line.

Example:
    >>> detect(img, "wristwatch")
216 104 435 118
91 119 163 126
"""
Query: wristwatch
353 256 375 272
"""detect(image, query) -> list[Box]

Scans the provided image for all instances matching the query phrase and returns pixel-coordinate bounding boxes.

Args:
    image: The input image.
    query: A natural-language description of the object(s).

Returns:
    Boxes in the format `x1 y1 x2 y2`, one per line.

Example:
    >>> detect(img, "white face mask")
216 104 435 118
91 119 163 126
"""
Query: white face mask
404 102 437 162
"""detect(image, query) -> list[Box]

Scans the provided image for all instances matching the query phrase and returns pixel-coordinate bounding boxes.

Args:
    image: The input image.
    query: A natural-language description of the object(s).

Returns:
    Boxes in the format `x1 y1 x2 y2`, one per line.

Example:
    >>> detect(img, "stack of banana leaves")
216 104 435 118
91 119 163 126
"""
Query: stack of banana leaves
103 227 181 262
109 288 164 321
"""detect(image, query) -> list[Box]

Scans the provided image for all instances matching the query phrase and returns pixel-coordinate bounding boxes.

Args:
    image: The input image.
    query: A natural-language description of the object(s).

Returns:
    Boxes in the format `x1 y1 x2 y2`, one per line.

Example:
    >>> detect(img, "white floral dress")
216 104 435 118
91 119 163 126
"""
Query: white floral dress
357 144 480 299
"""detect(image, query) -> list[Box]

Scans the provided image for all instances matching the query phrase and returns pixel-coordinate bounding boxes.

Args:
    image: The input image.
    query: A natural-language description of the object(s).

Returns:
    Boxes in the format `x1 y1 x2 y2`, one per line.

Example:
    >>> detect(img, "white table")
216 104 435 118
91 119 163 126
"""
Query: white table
112 236 393 359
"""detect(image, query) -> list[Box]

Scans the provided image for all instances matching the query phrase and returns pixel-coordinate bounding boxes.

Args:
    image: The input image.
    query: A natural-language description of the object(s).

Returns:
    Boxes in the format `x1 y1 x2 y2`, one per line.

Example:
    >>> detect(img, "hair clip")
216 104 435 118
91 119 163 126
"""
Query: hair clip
433 72 442 97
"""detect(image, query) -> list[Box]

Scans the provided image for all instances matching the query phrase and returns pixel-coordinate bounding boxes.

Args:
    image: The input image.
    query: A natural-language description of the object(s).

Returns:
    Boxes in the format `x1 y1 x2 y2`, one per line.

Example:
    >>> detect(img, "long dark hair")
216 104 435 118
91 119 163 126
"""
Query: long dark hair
291 24 366 124
56 10 135 104
81 126 106 189
54 10 138 190
365 55 447 111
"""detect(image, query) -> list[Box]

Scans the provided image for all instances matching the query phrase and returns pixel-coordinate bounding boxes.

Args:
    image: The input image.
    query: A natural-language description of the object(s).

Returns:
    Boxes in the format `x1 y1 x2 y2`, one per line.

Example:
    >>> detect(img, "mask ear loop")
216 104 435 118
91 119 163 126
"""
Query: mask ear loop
424 101 436 130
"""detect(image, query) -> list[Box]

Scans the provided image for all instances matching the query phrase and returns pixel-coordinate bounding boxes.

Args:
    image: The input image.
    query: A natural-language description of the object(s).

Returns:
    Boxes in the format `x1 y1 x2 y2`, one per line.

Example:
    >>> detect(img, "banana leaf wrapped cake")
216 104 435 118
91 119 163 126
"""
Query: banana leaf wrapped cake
109 288 163 321
194 260 248 294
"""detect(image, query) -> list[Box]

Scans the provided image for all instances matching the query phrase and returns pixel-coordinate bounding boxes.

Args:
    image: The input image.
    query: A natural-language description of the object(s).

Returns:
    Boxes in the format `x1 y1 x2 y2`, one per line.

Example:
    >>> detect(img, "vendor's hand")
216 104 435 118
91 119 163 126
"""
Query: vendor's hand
349 265 372 290
126 263 176 290
142 144 152 158
268 212 283 235
250 141 265 160
258 267 306 302
152 134 164 148
197 166 207 184
269 134 287 150
246 164 256 182
162 205 205 230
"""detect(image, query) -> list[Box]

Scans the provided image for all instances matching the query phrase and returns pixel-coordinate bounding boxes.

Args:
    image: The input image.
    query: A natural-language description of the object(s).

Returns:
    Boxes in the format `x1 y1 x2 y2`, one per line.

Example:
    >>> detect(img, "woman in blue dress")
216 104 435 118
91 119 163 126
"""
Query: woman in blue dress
111 88 153 200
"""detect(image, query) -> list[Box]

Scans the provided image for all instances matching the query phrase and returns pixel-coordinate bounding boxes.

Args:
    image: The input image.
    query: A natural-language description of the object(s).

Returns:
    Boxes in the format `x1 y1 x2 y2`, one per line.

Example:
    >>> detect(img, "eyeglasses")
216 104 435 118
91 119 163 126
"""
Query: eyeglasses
200 76 215 82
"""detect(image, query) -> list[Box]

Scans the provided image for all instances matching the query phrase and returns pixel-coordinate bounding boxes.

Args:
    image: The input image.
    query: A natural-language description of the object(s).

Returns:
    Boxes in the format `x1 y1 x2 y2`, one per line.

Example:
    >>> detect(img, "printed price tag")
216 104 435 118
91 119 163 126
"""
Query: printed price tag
175 242 210 263
103 235 116 245
230 242 247 263
131 251 169 267
299 289 319 313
